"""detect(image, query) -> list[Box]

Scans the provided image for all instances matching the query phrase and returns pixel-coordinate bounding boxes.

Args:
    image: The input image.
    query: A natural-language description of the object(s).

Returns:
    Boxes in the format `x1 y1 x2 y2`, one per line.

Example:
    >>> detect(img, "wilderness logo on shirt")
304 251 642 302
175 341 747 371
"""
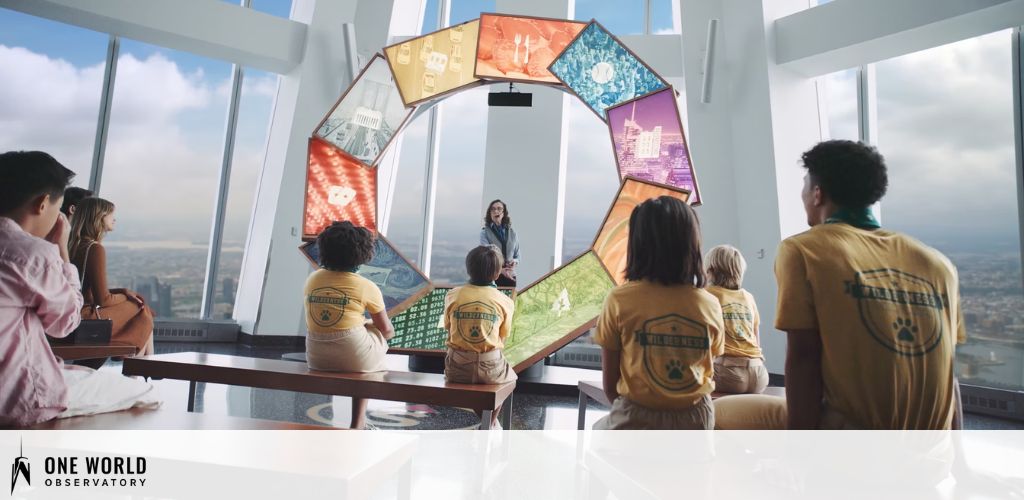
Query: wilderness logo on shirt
844 268 948 357
721 302 754 342
307 287 350 327
636 314 710 392
453 301 499 344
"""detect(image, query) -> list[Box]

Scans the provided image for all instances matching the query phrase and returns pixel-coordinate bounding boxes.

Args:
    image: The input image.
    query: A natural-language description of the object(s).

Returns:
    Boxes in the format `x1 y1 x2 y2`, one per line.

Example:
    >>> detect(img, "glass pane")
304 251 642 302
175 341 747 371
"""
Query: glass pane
562 97 620 263
0 8 107 188
451 0 494 26
209 68 278 319
575 0 644 36
650 0 677 34
821 68 858 140
251 0 292 18
387 115 431 266
100 40 232 320
876 29 1022 391
422 0 440 34
430 87 490 285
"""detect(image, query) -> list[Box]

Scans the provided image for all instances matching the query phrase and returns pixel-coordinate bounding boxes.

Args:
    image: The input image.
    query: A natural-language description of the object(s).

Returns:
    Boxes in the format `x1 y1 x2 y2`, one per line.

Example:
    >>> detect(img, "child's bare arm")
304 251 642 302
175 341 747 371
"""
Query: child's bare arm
370 310 395 340
601 348 622 404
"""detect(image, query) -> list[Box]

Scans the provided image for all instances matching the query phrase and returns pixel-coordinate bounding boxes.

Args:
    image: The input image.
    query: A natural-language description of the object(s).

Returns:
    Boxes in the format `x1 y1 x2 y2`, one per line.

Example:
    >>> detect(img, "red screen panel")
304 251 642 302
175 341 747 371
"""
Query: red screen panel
302 136 377 239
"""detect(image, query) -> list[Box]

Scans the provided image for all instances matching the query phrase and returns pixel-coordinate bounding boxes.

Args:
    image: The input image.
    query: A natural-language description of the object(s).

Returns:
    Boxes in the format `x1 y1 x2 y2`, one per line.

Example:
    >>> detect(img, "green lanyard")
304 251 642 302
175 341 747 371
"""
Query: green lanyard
824 207 881 230
470 281 498 288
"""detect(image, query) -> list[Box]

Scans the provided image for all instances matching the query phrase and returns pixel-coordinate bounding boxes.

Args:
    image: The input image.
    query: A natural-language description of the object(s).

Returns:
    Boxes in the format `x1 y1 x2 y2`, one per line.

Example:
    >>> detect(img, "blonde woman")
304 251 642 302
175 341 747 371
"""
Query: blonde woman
705 245 768 394
69 197 154 360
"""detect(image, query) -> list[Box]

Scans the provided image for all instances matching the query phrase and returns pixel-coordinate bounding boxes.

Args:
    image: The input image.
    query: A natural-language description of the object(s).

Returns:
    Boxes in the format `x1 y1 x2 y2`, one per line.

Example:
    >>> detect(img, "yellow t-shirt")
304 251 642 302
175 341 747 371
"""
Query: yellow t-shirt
594 280 724 410
304 269 385 332
775 223 966 430
444 284 514 352
706 286 763 359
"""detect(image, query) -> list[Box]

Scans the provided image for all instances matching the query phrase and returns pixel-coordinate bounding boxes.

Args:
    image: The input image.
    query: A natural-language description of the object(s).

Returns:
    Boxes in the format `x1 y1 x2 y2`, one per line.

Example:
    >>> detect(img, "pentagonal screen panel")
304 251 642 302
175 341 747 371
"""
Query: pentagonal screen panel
607 87 702 205
592 177 691 284
302 137 377 240
474 13 586 85
387 286 516 355
356 233 433 316
314 54 415 168
383 19 482 106
504 251 615 372
548 21 668 120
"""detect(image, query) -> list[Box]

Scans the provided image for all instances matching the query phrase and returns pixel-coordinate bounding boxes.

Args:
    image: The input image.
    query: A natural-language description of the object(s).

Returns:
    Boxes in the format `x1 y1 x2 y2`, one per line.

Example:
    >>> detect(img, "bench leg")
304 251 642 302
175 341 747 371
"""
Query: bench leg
186 381 196 412
577 391 589 430
499 392 513 429
479 410 493 430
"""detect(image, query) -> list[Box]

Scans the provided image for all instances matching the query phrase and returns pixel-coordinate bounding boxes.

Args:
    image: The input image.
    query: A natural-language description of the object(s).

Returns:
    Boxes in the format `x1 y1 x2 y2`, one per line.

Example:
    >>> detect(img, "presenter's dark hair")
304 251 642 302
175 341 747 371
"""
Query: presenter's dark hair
484 199 511 227
0 151 75 214
61 186 94 216
466 245 504 284
625 196 705 287
317 221 375 271
801 140 888 208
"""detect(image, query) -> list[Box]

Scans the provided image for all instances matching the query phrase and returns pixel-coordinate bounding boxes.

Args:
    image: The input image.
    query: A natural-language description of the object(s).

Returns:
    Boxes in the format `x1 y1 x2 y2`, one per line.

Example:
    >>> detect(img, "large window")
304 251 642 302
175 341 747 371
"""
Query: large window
100 40 232 319
430 87 491 285
0 9 107 188
820 68 859 141
575 0 645 35
876 29 1023 392
209 68 279 319
387 115 431 265
562 97 620 262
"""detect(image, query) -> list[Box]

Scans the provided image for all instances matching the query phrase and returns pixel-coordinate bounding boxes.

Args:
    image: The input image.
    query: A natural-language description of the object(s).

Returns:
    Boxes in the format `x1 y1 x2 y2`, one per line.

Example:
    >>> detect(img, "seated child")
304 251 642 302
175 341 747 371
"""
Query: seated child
444 245 517 428
593 196 724 430
303 221 395 430
0 151 157 427
705 244 768 394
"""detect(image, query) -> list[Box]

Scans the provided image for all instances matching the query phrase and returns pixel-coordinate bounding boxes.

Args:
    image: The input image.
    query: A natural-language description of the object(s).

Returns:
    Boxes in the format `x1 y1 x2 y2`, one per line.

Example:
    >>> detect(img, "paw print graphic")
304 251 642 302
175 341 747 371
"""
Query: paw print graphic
665 359 684 381
469 326 481 338
320 310 332 322
893 317 918 342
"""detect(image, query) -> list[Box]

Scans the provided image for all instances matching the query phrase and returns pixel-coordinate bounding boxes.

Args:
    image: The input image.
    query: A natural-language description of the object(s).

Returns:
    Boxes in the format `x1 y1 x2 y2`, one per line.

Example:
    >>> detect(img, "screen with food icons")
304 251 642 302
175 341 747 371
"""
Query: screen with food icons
474 13 586 85
383 19 482 106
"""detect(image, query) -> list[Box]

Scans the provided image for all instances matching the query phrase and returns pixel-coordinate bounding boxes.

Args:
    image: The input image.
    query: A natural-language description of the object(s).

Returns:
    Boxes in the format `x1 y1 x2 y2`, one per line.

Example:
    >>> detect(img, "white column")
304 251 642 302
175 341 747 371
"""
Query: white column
480 0 575 286
680 0 824 374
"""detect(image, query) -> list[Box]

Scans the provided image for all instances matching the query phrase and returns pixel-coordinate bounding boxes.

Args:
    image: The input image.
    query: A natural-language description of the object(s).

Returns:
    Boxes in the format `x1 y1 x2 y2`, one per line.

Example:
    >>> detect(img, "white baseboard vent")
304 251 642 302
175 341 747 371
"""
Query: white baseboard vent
153 320 240 342
552 342 602 370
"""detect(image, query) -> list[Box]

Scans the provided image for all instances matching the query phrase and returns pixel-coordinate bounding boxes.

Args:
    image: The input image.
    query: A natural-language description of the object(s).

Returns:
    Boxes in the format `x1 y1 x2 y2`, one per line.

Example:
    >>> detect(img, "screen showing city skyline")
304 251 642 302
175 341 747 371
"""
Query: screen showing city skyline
474 13 586 85
302 137 378 240
607 87 702 204
315 54 414 168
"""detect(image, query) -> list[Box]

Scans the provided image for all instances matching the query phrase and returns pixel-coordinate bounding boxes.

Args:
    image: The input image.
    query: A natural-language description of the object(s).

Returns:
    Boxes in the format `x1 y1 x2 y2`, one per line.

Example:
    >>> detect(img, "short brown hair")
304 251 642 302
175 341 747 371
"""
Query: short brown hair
624 196 705 287
705 244 746 289
466 245 503 284
317 221 375 271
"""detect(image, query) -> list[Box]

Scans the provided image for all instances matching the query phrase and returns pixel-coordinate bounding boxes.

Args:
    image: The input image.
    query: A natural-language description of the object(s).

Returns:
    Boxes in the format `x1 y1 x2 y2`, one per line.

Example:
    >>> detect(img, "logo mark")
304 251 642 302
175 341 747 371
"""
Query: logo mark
845 268 947 357
11 438 29 494
453 301 498 344
721 302 754 342
307 287 349 327
637 314 710 392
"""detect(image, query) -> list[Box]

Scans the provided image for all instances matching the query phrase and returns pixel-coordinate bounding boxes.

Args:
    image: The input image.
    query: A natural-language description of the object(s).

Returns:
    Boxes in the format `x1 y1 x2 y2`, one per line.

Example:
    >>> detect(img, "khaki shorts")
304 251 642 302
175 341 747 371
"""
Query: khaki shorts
594 395 714 430
713 394 787 430
713 356 769 394
444 348 517 385
306 324 388 373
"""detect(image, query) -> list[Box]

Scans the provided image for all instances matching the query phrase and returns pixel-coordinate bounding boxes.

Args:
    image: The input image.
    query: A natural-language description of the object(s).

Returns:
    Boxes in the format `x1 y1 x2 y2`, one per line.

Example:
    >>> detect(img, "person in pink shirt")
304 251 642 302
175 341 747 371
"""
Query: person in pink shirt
0 151 83 426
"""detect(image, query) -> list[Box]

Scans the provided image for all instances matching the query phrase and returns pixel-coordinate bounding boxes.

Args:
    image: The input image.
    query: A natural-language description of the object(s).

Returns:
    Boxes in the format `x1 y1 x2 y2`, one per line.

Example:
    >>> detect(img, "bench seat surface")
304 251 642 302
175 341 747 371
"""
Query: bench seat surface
122 352 514 410
19 407 330 430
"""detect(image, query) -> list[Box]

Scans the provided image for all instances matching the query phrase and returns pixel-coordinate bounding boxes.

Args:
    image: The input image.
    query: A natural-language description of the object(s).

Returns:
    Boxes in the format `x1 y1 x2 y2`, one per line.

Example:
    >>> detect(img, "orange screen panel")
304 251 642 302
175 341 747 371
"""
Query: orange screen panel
591 177 690 284
302 136 377 239
475 13 586 84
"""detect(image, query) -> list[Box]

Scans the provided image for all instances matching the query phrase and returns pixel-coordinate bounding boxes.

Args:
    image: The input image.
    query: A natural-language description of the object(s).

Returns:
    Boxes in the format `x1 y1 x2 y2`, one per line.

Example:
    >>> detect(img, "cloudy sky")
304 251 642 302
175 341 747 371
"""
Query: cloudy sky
0 1 1019 266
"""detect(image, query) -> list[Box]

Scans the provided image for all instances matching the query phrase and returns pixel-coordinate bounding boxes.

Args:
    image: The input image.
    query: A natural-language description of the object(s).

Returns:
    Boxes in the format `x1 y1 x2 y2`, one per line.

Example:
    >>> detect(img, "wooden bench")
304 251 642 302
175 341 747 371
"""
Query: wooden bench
50 344 138 361
18 407 330 430
122 352 515 430
576 380 786 429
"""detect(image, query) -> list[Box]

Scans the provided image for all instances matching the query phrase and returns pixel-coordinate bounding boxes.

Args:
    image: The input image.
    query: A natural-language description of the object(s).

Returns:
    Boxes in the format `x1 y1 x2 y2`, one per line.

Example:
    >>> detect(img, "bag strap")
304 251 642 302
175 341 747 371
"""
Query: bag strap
78 241 103 320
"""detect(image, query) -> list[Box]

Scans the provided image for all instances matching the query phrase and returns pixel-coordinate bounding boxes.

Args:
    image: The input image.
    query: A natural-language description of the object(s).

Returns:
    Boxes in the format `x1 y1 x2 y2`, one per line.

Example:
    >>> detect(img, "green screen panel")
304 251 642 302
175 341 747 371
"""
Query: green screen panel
505 251 614 370
389 286 515 353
